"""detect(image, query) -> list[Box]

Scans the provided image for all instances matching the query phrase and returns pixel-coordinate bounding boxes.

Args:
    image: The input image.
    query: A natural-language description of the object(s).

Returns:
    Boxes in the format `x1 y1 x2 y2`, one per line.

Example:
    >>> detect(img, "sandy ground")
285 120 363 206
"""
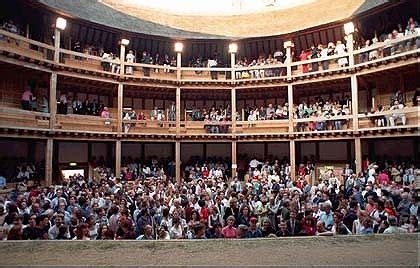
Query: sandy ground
0 234 418 266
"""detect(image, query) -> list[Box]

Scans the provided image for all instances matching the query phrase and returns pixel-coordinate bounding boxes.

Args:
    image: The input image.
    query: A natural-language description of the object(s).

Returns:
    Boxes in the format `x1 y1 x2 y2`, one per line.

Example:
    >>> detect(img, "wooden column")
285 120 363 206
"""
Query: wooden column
176 52 182 81
176 87 181 135
231 141 237 179
117 83 123 133
351 75 358 130
49 72 57 129
290 140 296 180
45 138 53 186
115 140 121 178
288 84 294 132
231 87 236 133
346 32 354 67
284 41 292 80
354 137 362 174
175 141 181 184
230 52 236 81
54 28 60 63
119 44 126 76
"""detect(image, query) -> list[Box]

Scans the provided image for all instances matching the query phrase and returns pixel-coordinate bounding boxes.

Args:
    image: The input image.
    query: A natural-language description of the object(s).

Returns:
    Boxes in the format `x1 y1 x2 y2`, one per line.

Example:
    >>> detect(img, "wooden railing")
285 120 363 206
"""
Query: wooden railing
358 106 419 130
0 29 418 83
55 114 117 132
0 29 55 62
0 106 50 129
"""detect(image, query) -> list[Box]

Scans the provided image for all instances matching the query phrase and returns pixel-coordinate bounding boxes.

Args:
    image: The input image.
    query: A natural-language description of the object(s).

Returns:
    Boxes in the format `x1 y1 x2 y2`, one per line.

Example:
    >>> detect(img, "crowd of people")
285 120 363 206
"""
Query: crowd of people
365 90 414 128
357 17 420 64
1 154 417 241
294 96 351 131
234 52 286 79
188 105 231 134
183 157 230 182
20 86 48 113
243 103 289 122
56 93 111 120
0 158 44 185
121 157 175 182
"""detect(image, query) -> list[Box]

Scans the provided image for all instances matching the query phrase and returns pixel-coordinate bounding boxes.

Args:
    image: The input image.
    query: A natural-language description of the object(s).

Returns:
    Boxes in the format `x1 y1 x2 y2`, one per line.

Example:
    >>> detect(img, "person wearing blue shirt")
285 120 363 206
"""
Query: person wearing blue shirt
0 175 6 188
319 203 334 230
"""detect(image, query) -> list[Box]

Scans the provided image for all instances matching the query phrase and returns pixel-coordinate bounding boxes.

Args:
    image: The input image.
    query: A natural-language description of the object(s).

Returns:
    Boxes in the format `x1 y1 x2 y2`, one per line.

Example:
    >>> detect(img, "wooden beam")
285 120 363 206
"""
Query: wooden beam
232 140 237 179
288 84 294 132
231 87 236 134
175 141 181 184
290 139 296 180
49 72 57 129
45 138 53 186
117 83 123 133
115 140 121 178
354 137 362 174
351 75 358 130
176 87 181 135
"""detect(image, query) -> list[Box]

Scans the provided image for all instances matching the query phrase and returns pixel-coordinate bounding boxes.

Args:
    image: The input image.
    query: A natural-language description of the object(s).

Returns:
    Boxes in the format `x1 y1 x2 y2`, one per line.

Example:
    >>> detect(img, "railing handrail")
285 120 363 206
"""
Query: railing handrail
358 106 419 118
353 33 420 55
353 48 420 68
59 48 120 64
294 114 353 123
181 66 232 72
124 61 178 70
290 53 350 67
235 63 286 71
56 113 117 122
236 119 289 124
0 106 50 118
0 29 55 51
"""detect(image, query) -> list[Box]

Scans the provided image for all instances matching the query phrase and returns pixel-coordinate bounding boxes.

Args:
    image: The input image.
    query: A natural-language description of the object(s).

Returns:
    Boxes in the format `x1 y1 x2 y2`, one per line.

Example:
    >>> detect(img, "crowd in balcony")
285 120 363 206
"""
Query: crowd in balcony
243 103 289 122
121 157 174 181
183 156 230 182
188 105 231 134
234 52 286 79
0 157 44 185
0 19 24 45
365 90 416 128
21 86 49 113
294 96 351 131
1 153 417 241
57 94 109 118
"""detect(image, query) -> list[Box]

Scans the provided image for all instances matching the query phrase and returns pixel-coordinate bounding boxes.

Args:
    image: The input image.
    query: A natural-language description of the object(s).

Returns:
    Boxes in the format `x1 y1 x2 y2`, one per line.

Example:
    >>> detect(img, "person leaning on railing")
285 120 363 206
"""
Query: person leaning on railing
388 100 406 127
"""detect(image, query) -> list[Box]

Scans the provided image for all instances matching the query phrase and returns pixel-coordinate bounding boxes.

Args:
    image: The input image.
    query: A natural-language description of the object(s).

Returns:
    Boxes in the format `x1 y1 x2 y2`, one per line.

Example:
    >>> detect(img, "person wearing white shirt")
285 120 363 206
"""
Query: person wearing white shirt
125 50 135 75
389 100 406 126
334 40 348 67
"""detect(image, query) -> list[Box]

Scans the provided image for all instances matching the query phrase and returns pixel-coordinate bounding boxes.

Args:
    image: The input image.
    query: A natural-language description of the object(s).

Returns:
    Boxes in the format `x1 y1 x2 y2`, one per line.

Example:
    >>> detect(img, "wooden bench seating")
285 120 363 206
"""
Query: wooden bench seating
180 121 231 134
0 39 45 60
236 120 288 134
124 120 176 134
55 114 117 132
0 106 49 129
358 107 419 129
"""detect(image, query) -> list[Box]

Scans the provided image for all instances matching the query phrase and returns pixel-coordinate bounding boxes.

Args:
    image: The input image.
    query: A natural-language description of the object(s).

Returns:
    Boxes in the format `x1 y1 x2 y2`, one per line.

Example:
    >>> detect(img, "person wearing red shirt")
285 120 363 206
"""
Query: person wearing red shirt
198 200 209 225
301 216 317 236
377 170 390 185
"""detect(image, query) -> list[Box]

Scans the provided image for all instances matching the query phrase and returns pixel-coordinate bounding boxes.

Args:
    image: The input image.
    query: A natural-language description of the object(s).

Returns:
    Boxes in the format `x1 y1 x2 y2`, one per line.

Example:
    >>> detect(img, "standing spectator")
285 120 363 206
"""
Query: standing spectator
21 86 34 111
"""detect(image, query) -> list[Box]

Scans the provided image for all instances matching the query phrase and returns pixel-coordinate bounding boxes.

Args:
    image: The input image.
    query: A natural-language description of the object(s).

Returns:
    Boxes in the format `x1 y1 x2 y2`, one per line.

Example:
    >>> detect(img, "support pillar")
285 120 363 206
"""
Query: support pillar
176 51 182 81
119 43 126 76
175 141 181 184
284 41 293 80
54 28 60 63
230 51 236 81
290 140 296 180
49 72 57 129
351 75 359 130
346 32 354 67
231 87 236 133
45 138 53 186
176 87 181 135
231 141 237 179
288 84 294 132
117 83 123 133
354 137 362 174
115 140 121 178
